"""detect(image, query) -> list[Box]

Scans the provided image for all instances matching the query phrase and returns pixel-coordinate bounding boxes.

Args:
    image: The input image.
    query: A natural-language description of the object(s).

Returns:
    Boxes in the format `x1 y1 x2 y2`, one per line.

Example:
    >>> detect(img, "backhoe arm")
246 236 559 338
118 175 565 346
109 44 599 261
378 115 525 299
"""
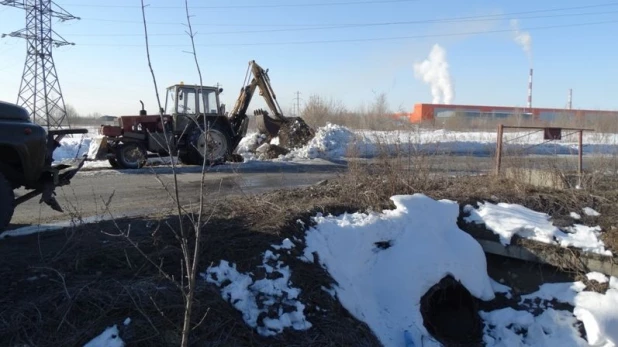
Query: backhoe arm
229 60 286 122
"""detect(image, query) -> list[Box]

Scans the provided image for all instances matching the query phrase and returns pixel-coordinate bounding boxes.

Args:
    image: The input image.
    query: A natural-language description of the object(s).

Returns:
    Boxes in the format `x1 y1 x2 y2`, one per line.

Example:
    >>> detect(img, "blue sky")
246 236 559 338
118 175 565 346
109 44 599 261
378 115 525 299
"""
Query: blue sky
1 0 617 117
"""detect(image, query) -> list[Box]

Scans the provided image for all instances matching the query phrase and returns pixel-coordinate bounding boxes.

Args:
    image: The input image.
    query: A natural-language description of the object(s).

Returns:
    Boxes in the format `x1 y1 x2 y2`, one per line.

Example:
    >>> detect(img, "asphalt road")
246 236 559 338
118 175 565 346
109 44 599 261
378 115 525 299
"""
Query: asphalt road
8 153 615 230
8 159 347 229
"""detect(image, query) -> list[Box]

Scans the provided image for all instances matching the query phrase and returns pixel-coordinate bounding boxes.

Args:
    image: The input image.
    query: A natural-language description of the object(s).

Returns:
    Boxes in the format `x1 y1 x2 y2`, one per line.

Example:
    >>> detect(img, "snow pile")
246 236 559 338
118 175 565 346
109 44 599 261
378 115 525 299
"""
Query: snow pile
203 239 311 337
464 202 611 256
54 135 91 162
286 123 356 160
302 194 495 347
236 132 270 161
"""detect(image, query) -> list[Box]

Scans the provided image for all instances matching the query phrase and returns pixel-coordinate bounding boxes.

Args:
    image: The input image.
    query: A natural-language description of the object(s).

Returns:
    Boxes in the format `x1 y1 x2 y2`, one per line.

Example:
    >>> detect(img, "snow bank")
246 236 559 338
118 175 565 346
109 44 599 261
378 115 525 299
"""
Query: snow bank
203 239 311 337
56 124 618 167
464 202 611 256
302 194 495 347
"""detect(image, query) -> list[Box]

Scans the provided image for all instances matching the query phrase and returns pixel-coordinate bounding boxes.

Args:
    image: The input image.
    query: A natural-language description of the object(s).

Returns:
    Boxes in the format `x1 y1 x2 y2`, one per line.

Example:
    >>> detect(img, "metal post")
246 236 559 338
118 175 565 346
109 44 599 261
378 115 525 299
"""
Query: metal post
495 124 504 175
578 130 583 187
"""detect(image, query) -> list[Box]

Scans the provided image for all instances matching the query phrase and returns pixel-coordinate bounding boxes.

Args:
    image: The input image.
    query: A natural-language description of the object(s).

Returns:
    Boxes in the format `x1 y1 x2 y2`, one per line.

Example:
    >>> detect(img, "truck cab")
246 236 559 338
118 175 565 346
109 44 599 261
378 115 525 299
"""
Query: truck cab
0 100 88 230
0 101 48 189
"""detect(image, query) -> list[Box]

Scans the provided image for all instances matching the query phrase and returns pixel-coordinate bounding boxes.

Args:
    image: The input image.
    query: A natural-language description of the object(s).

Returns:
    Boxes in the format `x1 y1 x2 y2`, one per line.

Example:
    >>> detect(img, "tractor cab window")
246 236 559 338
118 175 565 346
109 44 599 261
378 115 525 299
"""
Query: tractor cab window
176 87 197 114
198 89 218 114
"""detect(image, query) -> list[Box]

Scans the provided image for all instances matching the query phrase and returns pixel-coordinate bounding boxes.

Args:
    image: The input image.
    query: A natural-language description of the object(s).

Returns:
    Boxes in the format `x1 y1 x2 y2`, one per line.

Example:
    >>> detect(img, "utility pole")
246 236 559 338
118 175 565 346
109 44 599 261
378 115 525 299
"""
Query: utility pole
1 0 79 130
293 91 302 116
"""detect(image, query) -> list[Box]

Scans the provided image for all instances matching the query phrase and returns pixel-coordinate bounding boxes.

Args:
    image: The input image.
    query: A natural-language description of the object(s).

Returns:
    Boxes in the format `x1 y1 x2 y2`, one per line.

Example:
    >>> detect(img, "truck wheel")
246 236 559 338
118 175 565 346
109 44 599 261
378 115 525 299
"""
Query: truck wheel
116 142 147 169
188 122 231 166
0 172 15 231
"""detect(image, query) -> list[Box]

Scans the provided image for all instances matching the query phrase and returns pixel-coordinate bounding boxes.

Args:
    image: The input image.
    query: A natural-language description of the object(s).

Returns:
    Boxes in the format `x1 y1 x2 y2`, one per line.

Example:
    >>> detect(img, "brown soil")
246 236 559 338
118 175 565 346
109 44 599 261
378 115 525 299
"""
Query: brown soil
2 167 617 346
277 117 315 149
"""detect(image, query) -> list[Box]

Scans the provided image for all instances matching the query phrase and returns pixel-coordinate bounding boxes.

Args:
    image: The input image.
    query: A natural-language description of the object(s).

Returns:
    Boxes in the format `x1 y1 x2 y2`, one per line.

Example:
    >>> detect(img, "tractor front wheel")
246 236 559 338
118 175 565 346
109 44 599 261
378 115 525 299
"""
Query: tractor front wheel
115 142 147 169
0 172 15 231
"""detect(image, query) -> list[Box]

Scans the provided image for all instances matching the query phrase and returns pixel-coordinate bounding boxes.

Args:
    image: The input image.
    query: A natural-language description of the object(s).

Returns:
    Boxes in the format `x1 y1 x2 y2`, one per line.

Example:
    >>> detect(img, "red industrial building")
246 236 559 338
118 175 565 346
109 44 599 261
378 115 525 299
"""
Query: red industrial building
399 103 618 124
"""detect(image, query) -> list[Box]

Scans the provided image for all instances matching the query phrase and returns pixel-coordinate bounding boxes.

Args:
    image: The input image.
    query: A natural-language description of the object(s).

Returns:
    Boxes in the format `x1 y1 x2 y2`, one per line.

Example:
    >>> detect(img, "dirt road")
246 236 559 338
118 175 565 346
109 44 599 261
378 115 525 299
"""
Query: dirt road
9 159 346 229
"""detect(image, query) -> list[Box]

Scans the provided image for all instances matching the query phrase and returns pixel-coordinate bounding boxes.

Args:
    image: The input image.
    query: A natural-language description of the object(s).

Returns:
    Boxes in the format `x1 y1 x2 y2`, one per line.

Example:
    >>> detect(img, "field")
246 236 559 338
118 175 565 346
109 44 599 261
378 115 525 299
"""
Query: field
2 118 618 347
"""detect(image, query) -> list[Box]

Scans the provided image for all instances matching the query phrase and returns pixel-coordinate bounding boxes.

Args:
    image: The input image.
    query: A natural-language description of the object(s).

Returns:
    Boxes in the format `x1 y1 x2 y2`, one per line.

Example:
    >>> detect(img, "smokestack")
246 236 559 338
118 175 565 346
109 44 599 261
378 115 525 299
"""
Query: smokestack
527 68 533 109
568 88 573 109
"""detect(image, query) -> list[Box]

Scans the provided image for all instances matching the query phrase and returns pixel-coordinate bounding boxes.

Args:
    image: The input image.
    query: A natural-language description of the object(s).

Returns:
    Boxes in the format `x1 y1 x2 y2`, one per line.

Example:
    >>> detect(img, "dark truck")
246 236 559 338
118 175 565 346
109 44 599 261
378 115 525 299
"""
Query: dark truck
0 100 88 231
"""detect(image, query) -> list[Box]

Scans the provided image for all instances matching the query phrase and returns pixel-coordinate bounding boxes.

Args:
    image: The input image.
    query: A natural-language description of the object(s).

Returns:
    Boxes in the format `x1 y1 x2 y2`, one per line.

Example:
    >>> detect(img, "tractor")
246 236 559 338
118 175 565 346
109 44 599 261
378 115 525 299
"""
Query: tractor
89 60 313 169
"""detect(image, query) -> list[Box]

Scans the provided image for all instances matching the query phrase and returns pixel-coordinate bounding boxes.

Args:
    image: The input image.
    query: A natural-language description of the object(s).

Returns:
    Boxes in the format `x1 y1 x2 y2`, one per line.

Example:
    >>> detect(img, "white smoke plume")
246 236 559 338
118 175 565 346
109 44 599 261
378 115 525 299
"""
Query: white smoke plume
413 44 454 104
510 19 532 64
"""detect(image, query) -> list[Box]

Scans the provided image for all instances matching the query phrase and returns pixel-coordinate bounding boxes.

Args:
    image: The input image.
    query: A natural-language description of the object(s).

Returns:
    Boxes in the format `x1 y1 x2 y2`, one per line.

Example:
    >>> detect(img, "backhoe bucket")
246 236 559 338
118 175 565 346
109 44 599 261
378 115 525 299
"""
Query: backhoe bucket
255 113 283 138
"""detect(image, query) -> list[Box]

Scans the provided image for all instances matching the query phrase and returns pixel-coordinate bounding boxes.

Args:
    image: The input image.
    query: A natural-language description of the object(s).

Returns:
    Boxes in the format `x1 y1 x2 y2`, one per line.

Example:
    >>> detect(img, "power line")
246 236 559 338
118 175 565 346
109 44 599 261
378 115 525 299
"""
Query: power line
78 2 618 27
73 19 618 47
57 0 421 9
68 9 618 37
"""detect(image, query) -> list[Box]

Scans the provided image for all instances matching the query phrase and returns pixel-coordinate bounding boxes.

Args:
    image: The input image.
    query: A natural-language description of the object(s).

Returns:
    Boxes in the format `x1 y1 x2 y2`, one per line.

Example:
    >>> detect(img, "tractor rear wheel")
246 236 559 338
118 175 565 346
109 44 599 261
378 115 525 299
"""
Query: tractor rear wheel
187 122 231 166
0 172 15 231
115 142 147 169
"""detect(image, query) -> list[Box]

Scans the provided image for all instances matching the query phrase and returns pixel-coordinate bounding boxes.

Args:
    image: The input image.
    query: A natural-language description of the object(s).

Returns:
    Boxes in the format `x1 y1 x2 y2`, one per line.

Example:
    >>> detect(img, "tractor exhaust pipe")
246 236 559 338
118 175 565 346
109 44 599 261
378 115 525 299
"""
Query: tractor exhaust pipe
139 100 147 116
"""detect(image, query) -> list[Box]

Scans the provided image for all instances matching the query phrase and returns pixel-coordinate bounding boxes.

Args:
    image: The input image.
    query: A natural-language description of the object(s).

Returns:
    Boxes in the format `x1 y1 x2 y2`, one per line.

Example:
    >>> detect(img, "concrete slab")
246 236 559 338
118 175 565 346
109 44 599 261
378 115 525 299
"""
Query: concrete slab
476 238 618 277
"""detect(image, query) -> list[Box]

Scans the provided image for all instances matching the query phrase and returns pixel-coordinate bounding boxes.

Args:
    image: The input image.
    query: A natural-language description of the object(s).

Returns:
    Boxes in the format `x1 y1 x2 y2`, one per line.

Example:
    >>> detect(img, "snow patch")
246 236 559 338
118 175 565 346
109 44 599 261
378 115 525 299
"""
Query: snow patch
490 278 512 299
586 272 609 284
583 207 601 217
570 212 581 220
464 202 611 256
303 193 495 347
203 241 311 337
272 238 295 250
83 325 124 347
520 281 586 306
480 308 589 346
516 276 618 347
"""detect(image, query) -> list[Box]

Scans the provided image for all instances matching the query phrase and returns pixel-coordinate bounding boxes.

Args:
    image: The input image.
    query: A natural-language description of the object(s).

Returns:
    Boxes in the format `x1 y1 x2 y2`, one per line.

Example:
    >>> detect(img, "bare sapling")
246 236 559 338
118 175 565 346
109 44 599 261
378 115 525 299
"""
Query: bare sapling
138 1 216 346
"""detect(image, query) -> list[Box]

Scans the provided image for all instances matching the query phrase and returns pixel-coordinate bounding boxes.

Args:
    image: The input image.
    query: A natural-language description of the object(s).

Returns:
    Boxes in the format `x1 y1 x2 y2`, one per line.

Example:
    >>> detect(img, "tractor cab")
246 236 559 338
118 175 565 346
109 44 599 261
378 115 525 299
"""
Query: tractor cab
164 83 225 135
